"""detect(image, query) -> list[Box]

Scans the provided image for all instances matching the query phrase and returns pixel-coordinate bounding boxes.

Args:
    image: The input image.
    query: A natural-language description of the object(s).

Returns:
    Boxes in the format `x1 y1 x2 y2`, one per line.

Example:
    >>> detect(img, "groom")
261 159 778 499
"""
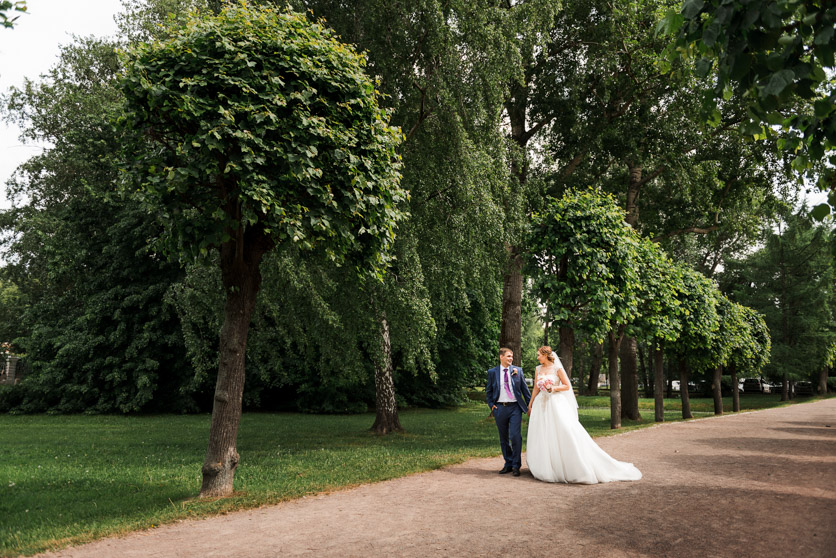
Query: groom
486 347 531 477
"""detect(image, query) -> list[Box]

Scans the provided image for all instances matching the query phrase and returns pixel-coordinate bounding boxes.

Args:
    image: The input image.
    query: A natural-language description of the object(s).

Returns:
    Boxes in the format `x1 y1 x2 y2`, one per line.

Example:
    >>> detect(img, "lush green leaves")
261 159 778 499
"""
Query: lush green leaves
118 4 407 270
721 208 834 382
0 37 192 413
658 0 836 203
527 189 642 340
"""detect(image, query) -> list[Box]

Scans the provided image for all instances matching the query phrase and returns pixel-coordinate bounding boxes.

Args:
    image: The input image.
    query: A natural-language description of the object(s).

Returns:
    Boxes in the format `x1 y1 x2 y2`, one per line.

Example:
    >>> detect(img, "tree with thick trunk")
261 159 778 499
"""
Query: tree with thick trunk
371 311 402 434
119 5 406 497
201 226 272 496
620 336 640 421
711 365 723 415
500 245 524 366
526 191 642 430
819 366 830 395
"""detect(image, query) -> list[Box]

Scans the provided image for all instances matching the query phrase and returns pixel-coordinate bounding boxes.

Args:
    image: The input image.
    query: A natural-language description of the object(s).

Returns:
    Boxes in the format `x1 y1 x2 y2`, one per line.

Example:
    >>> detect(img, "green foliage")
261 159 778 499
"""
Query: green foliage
0 0 26 28
628 239 686 344
527 189 641 340
668 265 722 370
0 278 27 348
709 296 770 377
721 207 834 381
118 4 407 269
659 0 836 200
0 36 192 413
736 306 771 376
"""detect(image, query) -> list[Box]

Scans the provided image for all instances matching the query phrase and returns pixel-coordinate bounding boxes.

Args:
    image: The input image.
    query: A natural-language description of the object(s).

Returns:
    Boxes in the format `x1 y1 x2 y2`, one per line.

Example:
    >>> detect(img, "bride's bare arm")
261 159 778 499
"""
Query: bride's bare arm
528 367 540 412
553 367 571 392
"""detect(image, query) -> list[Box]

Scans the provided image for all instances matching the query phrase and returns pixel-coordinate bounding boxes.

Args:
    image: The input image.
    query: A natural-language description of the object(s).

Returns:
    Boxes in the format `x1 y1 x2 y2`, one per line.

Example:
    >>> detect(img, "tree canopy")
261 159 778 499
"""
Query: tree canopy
659 0 836 209
119 3 408 497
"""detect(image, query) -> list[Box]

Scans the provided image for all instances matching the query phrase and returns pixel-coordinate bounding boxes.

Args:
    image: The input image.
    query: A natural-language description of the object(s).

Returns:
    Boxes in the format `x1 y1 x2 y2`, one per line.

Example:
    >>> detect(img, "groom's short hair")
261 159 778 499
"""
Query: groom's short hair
499 347 512 356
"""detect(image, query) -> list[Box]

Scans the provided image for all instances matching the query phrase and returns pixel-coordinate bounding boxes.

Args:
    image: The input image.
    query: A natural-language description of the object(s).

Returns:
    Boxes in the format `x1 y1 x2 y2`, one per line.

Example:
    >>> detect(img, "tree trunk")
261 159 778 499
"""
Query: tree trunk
500 244 524 366
730 362 740 412
653 341 665 422
499 76 532 369
781 372 789 401
587 341 603 396
200 228 270 498
608 329 624 429
559 325 574 383
626 164 642 227
576 342 586 396
371 311 402 434
819 366 829 395
679 359 693 419
638 343 652 398
620 336 640 421
712 365 723 415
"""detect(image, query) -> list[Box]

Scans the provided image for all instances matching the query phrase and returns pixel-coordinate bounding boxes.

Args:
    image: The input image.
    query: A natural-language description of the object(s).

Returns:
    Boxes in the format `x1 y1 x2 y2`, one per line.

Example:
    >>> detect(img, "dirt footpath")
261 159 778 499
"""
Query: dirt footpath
39 399 836 558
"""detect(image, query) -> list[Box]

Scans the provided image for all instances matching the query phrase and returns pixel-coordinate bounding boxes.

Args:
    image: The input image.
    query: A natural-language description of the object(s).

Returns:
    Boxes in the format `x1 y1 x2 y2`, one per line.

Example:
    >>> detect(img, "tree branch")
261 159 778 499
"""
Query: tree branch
652 225 720 242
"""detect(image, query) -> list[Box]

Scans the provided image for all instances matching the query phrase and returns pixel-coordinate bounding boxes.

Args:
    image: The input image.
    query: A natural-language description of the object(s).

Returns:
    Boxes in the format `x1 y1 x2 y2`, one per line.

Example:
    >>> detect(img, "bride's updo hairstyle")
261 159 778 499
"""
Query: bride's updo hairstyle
538 346 555 362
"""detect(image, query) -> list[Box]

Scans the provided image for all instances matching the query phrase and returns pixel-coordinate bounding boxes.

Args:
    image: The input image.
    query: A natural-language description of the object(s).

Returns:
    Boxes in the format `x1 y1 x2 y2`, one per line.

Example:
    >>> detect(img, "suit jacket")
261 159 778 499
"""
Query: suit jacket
486 364 531 414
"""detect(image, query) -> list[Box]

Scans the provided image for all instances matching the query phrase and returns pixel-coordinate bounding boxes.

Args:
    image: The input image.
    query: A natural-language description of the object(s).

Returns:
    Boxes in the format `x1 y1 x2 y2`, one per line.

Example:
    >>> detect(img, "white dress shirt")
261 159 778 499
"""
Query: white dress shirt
497 365 516 403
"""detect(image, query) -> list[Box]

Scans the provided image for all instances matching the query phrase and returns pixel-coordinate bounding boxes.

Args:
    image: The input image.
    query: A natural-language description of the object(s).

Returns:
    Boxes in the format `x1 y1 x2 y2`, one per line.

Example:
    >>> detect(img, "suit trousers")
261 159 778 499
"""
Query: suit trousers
494 403 523 469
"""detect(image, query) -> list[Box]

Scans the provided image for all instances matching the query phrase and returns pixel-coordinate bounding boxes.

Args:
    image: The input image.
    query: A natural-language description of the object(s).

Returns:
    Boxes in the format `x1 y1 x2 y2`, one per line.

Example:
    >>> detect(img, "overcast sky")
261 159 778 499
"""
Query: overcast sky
0 0 124 209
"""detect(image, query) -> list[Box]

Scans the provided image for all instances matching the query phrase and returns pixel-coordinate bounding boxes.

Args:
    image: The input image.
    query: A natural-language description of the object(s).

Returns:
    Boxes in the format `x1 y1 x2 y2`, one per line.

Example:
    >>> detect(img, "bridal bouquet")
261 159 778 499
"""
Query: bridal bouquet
537 378 554 392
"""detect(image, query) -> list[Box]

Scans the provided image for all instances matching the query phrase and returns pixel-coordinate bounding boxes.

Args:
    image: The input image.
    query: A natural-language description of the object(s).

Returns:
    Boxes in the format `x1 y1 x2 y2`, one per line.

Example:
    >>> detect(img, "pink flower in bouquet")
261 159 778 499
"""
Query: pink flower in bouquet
537 378 554 392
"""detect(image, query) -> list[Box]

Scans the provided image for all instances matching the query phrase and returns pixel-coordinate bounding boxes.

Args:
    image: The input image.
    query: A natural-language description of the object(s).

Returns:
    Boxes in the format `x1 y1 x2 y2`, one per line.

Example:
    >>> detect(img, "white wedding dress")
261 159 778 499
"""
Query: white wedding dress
526 363 642 484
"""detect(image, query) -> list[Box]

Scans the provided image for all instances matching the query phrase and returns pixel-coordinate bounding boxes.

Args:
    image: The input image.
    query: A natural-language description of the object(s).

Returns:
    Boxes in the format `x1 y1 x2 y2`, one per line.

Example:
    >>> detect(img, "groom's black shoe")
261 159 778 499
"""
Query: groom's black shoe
498 466 513 474
512 468 521 477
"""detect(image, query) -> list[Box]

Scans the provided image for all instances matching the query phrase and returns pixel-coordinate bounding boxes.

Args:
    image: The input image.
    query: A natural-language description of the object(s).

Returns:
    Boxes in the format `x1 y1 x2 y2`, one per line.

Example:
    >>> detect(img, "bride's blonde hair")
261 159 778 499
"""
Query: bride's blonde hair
538 346 556 362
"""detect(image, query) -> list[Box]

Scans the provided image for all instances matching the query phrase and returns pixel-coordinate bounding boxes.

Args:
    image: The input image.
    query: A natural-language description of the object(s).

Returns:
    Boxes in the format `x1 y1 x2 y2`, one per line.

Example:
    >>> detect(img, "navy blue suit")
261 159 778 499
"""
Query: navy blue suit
486 364 531 470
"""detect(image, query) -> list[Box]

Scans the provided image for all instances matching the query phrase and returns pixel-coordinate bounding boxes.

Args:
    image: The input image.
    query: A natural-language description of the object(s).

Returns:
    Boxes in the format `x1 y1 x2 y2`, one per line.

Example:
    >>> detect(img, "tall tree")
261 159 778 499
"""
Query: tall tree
527 189 641 429
0 36 192 413
669 265 722 419
659 0 836 211
291 0 515 430
725 306 771 412
722 207 835 400
118 5 407 497
626 239 686 422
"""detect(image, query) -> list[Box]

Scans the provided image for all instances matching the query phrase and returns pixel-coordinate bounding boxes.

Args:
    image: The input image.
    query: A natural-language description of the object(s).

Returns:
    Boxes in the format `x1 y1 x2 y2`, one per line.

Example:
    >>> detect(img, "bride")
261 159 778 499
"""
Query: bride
526 345 642 484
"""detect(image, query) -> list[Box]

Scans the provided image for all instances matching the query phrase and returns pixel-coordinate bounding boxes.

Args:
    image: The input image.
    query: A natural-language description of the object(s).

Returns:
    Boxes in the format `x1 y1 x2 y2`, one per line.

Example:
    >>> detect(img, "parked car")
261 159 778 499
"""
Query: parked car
695 379 741 397
742 378 767 394
796 381 814 396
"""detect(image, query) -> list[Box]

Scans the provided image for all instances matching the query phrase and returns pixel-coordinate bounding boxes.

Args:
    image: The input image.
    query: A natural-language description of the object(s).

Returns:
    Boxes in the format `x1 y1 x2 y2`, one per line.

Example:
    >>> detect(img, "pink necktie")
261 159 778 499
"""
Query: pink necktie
503 368 514 398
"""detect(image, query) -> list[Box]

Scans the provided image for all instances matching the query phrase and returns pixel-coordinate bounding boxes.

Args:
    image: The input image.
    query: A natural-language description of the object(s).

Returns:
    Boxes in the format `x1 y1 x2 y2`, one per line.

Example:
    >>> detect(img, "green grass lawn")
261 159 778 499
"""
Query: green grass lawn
0 393 822 556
